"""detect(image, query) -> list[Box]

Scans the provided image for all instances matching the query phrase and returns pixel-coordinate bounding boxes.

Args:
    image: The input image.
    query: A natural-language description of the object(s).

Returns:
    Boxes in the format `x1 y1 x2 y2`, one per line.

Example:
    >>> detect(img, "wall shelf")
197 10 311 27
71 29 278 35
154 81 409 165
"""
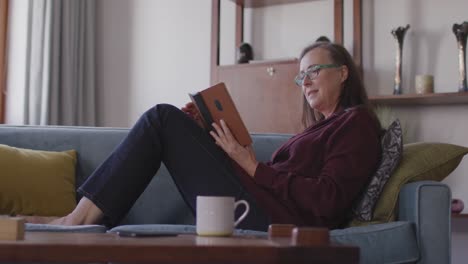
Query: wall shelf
218 58 298 70
369 92 468 106
452 213 468 219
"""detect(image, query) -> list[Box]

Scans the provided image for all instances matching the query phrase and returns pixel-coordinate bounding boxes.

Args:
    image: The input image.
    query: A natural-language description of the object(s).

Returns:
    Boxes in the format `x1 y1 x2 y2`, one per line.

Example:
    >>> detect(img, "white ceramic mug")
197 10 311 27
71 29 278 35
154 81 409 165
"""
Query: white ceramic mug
196 196 249 236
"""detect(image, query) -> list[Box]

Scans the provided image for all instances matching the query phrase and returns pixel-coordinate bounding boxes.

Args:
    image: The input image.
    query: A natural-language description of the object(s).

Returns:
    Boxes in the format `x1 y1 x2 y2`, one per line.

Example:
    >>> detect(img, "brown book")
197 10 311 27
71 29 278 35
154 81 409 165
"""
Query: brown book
189 82 252 146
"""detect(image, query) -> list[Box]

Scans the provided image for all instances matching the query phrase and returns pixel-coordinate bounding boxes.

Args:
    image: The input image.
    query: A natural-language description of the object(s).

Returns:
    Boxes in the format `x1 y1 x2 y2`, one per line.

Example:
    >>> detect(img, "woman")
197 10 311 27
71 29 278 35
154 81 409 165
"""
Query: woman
34 42 381 230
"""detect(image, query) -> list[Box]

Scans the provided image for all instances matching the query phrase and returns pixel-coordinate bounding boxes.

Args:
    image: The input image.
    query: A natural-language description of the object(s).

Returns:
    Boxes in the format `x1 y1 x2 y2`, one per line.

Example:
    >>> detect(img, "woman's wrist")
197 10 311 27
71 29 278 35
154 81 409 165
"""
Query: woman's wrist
246 161 259 178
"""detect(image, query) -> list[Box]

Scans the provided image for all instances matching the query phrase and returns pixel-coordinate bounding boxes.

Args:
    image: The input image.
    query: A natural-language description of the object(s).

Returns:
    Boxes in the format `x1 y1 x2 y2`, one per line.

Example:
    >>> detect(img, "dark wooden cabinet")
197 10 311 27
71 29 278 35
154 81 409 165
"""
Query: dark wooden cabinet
211 0 362 134
218 60 303 133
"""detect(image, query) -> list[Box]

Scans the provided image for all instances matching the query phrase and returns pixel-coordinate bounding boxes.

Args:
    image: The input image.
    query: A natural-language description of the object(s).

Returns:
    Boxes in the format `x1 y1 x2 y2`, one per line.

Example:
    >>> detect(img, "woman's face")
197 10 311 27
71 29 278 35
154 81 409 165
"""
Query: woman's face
299 48 348 118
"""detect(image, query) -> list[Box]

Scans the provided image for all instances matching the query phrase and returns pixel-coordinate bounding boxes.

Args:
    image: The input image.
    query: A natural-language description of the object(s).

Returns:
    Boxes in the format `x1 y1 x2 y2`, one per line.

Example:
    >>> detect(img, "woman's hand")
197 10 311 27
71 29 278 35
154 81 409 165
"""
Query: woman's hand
210 119 258 177
181 102 204 128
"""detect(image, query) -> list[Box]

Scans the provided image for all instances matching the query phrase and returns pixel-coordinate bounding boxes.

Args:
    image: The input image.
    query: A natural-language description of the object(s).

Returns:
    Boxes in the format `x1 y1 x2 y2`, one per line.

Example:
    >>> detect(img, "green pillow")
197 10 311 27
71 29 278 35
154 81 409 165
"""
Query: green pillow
350 142 468 226
0 144 77 216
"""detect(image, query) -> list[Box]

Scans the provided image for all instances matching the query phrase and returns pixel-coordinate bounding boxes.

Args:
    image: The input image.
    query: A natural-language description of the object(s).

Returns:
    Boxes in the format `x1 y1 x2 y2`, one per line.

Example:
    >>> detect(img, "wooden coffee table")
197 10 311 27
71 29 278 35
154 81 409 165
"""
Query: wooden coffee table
0 231 359 263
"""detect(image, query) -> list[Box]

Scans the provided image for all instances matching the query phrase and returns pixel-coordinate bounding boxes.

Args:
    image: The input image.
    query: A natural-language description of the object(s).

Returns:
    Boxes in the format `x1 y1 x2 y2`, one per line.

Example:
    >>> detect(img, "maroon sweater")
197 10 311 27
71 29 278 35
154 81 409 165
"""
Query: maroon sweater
234 106 381 229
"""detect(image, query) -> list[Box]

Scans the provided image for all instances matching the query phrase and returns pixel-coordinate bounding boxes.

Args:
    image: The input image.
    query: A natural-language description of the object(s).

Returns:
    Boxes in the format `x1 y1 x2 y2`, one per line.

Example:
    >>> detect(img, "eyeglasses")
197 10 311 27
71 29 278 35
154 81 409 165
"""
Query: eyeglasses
294 64 342 87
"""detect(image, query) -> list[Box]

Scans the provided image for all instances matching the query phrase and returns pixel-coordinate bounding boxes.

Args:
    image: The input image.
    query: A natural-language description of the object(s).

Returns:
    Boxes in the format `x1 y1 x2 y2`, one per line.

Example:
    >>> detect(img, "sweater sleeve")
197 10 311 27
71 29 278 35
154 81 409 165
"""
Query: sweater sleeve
253 111 381 219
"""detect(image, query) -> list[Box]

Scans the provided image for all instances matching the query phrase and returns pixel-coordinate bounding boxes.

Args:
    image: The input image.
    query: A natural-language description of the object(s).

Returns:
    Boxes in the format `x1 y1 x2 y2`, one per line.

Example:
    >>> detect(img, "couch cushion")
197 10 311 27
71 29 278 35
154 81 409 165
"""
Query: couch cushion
331 221 419 264
0 126 294 226
0 144 77 216
0 125 130 188
25 223 107 233
0 125 194 225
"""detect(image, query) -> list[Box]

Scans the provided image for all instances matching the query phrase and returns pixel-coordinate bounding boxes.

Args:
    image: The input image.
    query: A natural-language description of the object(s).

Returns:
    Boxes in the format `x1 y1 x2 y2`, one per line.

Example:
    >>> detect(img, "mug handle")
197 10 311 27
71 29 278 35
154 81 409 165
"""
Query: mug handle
234 200 250 227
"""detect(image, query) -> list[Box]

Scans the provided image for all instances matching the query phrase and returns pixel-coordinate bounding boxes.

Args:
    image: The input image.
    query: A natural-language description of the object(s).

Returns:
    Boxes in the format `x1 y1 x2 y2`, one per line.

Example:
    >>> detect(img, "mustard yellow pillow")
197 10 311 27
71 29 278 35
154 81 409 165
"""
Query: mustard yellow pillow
350 142 468 226
0 144 77 216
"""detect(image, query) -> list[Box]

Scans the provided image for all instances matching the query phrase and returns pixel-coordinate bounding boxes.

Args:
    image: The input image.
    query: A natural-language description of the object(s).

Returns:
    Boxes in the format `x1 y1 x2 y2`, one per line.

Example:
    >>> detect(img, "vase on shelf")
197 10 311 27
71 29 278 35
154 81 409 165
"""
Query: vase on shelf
452 21 468 92
391 24 410 95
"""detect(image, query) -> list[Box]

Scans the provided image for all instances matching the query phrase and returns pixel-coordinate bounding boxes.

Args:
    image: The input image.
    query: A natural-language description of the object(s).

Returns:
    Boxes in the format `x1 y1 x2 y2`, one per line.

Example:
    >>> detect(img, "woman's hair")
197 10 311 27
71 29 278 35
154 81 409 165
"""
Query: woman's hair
315 36 331 42
299 42 377 129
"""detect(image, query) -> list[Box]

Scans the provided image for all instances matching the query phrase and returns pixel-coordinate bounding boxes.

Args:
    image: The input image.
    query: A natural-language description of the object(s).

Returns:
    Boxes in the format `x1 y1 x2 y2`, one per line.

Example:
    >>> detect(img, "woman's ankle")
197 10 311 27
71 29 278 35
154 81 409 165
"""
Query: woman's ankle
55 197 104 226
74 197 104 225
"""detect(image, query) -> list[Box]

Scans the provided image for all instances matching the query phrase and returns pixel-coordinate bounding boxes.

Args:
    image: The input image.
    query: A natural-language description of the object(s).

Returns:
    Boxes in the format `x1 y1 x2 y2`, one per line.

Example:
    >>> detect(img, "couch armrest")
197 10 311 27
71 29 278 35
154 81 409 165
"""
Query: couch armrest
398 181 451 264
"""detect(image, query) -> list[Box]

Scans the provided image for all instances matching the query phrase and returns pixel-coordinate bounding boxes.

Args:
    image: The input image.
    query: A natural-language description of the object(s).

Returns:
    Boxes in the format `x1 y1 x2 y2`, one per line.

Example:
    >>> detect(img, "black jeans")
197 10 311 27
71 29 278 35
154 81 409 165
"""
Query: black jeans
78 104 270 231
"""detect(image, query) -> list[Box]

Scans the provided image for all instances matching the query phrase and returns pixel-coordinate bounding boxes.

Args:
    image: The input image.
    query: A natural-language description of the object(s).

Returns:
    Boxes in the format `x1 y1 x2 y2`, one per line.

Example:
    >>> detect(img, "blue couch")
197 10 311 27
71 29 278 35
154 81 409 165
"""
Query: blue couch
0 125 451 264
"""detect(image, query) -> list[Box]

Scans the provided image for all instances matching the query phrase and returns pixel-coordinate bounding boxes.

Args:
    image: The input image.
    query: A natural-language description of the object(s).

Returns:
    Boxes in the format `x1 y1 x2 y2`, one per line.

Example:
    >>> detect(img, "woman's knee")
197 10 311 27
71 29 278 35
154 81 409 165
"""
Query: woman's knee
144 104 182 123
155 104 179 114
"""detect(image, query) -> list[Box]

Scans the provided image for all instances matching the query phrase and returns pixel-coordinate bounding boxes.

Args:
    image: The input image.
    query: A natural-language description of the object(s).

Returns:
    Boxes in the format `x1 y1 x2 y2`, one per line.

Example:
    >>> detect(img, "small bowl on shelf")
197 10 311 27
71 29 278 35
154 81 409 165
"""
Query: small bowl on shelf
452 198 465 214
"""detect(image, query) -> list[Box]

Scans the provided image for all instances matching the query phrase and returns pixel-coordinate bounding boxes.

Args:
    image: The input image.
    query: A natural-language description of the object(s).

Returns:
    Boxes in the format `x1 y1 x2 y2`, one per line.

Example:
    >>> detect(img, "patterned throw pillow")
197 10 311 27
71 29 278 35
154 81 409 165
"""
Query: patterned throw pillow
352 119 403 221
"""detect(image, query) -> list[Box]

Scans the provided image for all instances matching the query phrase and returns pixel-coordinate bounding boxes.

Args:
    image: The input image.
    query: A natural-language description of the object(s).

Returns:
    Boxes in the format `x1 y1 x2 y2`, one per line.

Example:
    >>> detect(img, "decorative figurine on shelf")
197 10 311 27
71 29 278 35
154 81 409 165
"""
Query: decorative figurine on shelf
315 36 331 43
452 21 468 92
237 42 253 64
452 198 465 214
391 24 410 95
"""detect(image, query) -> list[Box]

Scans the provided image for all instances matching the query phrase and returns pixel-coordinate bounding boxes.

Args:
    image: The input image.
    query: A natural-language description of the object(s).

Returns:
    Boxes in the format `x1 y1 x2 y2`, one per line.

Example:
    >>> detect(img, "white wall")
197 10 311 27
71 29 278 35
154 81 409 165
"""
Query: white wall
95 0 132 127
96 0 211 127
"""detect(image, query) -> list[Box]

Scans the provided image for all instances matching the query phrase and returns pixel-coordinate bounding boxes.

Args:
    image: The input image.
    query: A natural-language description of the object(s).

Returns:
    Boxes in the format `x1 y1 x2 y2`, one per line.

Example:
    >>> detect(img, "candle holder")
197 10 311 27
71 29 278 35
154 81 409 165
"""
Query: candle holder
452 21 468 92
391 25 410 95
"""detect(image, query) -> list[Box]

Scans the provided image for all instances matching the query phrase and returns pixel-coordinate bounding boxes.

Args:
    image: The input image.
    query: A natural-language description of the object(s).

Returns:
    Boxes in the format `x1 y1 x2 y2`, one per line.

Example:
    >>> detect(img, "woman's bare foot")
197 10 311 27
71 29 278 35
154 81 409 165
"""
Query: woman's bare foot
19 215 62 224
20 197 104 226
